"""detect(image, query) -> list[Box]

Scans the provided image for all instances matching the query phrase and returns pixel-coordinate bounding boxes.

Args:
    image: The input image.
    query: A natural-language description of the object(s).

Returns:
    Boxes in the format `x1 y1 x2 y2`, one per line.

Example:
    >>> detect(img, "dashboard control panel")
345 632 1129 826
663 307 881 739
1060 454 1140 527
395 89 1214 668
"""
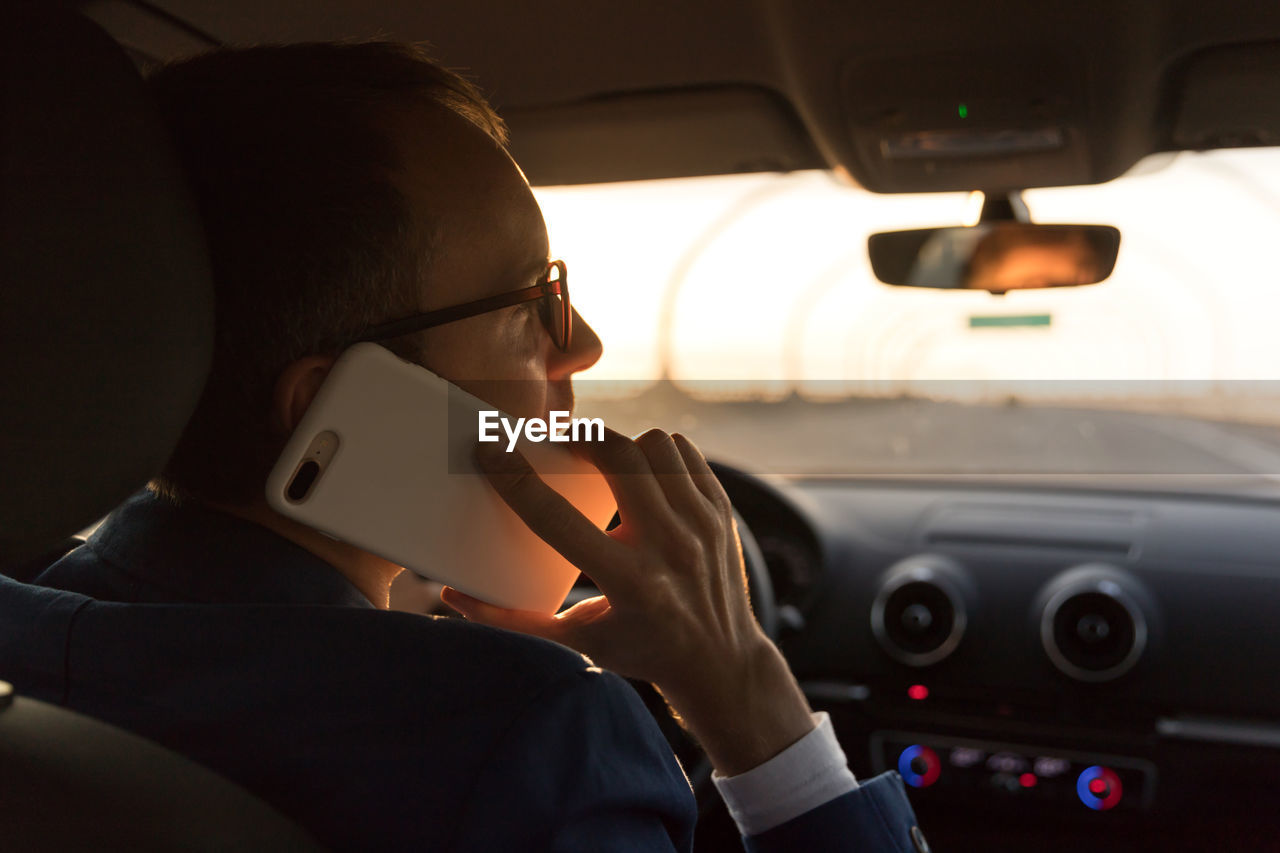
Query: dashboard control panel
871 731 1156 813
721 474 1280 847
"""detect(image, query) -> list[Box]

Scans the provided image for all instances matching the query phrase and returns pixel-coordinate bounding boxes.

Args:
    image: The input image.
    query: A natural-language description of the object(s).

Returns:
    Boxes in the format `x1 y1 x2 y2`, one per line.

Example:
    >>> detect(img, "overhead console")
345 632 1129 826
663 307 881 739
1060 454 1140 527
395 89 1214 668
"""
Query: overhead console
839 51 1092 193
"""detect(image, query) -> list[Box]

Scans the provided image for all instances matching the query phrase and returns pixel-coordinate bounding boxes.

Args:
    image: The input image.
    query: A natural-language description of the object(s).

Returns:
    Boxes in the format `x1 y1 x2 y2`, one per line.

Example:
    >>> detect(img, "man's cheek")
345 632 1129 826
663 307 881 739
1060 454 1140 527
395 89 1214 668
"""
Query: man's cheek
503 383 548 422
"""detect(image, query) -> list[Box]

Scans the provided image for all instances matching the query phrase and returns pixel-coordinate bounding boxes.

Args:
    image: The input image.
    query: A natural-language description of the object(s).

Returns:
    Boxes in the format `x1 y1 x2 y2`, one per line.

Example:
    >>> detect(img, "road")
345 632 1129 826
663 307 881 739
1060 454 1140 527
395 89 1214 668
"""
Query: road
576 389 1280 481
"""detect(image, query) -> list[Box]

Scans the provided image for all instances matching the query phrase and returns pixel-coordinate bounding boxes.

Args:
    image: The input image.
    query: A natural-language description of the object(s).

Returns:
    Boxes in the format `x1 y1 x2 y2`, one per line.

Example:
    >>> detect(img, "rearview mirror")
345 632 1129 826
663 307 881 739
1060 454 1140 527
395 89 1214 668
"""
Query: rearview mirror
868 223 1121 294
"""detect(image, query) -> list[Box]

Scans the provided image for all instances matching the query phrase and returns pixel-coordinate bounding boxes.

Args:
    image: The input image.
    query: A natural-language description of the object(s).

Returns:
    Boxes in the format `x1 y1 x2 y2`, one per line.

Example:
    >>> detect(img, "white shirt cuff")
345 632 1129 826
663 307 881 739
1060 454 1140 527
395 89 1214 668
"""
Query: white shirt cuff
710 711 858 837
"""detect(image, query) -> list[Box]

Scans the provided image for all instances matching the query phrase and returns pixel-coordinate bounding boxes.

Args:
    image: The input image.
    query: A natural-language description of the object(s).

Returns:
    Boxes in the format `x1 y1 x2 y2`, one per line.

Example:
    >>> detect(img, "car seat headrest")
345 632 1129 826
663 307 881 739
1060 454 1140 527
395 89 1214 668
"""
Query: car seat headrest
0 4 214 563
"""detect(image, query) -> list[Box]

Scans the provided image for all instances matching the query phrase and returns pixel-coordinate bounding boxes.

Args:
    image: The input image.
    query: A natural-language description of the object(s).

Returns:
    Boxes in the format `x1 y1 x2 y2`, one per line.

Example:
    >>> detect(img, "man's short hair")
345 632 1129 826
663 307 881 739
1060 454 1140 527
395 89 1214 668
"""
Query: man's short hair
147 42 507 506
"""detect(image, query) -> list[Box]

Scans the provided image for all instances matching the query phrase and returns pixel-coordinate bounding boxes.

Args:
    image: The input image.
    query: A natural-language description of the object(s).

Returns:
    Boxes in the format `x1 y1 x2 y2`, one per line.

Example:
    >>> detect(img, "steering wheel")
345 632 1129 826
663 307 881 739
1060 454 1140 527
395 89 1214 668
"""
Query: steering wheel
736 509 779 642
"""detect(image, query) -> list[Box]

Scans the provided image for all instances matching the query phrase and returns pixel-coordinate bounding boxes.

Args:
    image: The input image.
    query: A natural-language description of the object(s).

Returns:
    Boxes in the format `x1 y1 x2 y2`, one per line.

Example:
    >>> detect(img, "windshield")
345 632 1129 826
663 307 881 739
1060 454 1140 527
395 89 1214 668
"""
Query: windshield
534 148 1280 479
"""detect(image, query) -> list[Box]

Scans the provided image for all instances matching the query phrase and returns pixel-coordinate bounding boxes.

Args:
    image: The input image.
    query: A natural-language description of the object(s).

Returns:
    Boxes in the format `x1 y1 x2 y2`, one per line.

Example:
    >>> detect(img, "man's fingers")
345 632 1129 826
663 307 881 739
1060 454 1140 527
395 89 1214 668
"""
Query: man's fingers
631 429 689 476
440 587 559 637
632 429 713 518
475 444 631 591
442 587 613 655
568 427 684 524
671 433 733 510
550 594 613 633
544 595 623 662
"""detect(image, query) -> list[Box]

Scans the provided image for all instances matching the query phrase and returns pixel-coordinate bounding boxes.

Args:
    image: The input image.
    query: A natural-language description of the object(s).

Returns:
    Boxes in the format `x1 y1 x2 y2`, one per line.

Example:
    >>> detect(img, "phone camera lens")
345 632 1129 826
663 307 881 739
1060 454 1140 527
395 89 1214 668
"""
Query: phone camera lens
287 460 321 502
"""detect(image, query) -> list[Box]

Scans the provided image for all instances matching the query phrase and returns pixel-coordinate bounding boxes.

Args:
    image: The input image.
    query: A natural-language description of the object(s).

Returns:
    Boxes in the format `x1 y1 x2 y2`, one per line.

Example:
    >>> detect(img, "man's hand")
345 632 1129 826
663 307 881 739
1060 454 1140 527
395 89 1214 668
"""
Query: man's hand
440 427 816 777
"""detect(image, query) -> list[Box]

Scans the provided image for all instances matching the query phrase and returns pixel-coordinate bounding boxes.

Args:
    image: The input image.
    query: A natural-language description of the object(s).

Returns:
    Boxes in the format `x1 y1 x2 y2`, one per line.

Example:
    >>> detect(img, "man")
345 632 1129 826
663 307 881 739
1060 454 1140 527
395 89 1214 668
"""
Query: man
963 224 1105 292
34 43 922 851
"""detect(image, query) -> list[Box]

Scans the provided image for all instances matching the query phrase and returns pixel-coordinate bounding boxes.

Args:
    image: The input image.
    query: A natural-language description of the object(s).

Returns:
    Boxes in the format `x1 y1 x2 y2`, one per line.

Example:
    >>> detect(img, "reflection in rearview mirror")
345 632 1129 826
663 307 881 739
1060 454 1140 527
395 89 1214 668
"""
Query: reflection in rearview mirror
868 223 1121 294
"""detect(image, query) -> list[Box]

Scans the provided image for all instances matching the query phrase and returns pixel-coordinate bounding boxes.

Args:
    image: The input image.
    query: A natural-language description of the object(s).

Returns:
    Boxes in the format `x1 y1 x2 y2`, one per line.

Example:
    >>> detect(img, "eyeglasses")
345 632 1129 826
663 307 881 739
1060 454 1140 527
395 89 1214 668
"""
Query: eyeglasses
354 260 571 351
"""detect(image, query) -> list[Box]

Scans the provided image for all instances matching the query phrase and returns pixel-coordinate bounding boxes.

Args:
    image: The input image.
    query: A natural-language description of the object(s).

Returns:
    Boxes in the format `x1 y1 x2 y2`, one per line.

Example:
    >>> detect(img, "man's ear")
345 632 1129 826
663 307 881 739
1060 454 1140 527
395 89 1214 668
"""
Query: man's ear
270 355 338 435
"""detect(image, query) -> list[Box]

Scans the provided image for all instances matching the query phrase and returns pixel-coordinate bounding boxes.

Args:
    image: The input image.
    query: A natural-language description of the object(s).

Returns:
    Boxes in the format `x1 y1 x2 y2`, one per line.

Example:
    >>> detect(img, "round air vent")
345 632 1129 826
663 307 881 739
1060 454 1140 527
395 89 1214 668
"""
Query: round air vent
872 558 970 667
1039 568 1148 682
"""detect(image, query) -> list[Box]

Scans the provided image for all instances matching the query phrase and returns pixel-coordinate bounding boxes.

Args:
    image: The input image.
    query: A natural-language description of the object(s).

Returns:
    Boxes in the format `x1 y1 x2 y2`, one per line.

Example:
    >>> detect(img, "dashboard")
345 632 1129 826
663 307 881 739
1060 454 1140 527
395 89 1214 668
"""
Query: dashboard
713 467 1280 851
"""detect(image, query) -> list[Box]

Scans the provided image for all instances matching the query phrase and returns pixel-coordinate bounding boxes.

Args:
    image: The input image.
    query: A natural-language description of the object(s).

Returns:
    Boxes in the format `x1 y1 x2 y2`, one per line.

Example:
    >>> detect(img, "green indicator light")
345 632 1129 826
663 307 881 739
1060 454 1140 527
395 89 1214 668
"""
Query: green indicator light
958 103 969 119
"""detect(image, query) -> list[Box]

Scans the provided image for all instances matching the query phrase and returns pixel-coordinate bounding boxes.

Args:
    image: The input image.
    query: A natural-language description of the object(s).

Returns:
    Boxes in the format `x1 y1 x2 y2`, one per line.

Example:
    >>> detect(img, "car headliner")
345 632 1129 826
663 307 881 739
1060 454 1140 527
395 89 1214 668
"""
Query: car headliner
80 0 1280 191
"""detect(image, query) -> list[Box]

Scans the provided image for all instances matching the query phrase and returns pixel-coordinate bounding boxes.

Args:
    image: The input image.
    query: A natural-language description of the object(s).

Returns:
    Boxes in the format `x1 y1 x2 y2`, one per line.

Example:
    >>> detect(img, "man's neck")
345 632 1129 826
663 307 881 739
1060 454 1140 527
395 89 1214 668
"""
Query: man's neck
207 498 402 609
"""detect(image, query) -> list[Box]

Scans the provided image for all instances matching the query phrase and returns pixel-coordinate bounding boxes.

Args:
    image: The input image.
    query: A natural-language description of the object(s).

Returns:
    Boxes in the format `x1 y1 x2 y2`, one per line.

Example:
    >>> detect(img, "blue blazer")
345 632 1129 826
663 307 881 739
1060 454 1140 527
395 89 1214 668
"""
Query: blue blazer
0 493 921 851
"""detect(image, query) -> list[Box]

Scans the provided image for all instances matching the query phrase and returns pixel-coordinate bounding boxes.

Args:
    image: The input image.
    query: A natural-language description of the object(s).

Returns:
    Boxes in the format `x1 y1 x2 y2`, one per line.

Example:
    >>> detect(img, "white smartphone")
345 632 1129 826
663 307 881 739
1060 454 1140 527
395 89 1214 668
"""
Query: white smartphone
265 342 616 613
